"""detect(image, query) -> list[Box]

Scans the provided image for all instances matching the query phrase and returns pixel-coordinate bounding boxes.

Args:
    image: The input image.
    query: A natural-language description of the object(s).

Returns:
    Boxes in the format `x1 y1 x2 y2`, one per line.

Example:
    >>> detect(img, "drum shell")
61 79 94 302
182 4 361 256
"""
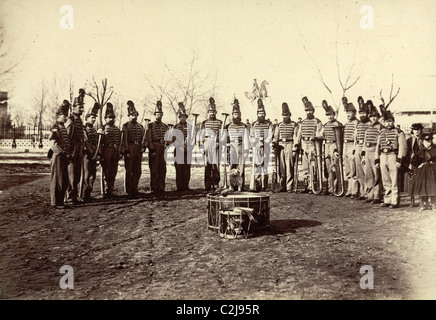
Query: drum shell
219 209 254 239
206 192 270 231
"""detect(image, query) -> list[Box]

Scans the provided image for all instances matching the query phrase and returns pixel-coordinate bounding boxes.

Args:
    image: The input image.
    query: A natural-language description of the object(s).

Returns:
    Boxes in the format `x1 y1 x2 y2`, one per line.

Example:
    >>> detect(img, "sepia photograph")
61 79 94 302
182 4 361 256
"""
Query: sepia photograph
1 0 436 308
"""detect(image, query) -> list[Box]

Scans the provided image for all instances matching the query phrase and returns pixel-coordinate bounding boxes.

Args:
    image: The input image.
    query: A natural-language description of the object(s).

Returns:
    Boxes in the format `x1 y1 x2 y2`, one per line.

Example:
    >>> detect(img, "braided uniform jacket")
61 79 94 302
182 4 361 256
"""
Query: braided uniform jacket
251 120 273 140
375 127 407 161
67 114 84 142
103 124 121 147
50 123 70 152
274 121 297 143
355 120 371 147
344 119 359 143
85 124 98 151
149 121 169 145
201 119 222 143
226 122 249 146
123 121 144 144
323 120 343 143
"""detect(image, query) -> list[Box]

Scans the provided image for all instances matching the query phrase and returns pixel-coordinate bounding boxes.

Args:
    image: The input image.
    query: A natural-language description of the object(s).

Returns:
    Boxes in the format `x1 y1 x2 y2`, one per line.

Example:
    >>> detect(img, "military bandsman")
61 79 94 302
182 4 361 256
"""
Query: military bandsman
273 102 298 192
49 102 71 209
342 99 359 198
101 102 123 198
146 101 169 193
122 100 146 198
375 110 407 208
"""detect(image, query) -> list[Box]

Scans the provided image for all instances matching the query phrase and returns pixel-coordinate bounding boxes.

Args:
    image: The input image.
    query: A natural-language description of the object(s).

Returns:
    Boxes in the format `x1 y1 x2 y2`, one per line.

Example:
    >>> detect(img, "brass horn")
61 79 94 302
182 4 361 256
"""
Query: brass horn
310 137 324 195
331 125 345 197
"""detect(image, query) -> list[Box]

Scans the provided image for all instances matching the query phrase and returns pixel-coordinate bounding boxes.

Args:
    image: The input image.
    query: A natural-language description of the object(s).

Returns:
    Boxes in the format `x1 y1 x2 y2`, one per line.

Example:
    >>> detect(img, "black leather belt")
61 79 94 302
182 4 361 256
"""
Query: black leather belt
303 137 312 141
129 141 141 145
382 148 397 153
107 144 118 148
325 140 335 144
366 142 376 147
345 139 354 143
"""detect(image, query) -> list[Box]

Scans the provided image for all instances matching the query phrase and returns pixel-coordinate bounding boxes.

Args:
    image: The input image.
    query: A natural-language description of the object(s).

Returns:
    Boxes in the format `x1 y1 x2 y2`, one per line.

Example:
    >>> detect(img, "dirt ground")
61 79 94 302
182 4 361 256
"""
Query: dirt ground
0 159 436 301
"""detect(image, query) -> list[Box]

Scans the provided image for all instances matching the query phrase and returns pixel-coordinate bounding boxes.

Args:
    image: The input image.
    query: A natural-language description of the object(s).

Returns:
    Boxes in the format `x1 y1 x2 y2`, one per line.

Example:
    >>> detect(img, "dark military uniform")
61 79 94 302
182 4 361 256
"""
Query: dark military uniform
273 103 298 192
49 106 71 207
102 104 122 197
122 101 145 196
146 104 169 193
173 103 191 191
81 103 100 201
65 110 85 203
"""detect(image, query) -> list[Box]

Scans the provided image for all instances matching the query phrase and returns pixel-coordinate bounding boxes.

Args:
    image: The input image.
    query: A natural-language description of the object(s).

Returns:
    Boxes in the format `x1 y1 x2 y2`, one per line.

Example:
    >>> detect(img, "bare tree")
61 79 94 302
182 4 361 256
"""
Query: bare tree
379 74 400 114
144 51 220 124
0 23 19 88
85 77 114 129
298 24 362 117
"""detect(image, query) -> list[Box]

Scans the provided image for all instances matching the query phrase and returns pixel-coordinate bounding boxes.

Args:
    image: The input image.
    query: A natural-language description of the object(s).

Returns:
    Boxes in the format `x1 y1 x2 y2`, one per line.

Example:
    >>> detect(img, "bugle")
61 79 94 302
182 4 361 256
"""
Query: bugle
220 112 230 190
331 125 345 197
310 137 324 195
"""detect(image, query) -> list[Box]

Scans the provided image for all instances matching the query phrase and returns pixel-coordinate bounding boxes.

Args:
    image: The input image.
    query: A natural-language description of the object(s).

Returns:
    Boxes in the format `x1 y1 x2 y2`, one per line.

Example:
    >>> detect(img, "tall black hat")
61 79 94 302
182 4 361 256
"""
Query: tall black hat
105 102 115 118
322 100 335 115
155 100 163 114
257 98 265 113
127 100 138 116
302 96 314 111
232 98 241 113
282 102 291 116
56 102 70 117
367 100 380 117
359 101 369 114
383 110 395 121
86 102 99 118
357 96 364 108
177 102 188 118
208 97 217 112
342 96 348 106
345 103 357 113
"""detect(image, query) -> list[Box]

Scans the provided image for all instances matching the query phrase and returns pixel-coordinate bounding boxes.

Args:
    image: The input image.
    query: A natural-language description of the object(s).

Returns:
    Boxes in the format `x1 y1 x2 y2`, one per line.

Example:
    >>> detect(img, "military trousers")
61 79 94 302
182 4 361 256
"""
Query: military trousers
343 142 357 196
324 142 338 193
278 141 294 191
50 152 69 206
364 146 382 201
82 156 97 200
149 143 166 192
175 148 191 191
228 143 246 191
380 152 400 205
103 146 119 195
203 139 220 189
354 144 366 198
67 142 84 202
124 143 142 194
301 141 315 190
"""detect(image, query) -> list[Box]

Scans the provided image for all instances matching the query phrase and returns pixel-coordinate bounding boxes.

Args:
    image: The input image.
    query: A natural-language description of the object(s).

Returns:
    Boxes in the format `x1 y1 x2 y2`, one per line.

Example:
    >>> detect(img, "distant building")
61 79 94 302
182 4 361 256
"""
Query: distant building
394 109 436 133
0 91 7 118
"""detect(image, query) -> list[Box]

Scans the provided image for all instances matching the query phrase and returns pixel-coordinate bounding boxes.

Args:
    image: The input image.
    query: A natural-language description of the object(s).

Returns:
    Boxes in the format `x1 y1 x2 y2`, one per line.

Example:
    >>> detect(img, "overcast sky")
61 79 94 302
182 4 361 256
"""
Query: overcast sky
1 0 435 124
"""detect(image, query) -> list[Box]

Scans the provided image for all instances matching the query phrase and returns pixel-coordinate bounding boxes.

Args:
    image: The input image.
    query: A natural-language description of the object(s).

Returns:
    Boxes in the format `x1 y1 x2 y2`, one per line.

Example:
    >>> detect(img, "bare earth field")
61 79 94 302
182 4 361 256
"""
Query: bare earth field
1 159 436 302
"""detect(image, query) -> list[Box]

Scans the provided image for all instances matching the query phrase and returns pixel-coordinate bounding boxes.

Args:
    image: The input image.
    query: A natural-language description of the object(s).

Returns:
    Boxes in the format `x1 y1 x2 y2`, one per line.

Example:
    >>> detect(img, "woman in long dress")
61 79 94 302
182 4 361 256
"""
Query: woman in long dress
411 132 436 211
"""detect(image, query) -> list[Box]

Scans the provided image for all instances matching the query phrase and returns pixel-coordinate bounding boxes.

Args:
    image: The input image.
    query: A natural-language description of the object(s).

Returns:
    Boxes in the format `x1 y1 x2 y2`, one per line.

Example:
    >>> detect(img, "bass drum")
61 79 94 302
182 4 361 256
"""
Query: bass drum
206 192 270 232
